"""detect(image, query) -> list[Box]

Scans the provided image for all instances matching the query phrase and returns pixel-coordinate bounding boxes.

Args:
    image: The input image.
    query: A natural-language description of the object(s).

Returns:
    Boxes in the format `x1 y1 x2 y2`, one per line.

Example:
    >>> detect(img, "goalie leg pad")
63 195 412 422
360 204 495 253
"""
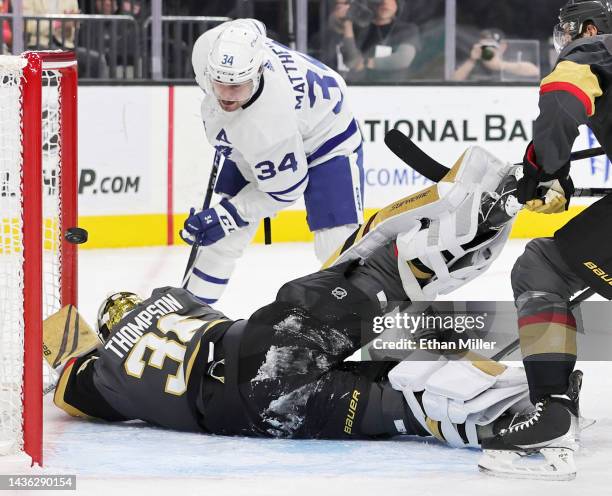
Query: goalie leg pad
389 357 529 448
324 146 514 301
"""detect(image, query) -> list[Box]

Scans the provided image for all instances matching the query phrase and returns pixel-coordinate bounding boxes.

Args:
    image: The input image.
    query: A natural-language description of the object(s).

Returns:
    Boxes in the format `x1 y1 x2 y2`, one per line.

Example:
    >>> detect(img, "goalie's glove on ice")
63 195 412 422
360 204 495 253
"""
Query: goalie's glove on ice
518 142 574 208
181 198 249 246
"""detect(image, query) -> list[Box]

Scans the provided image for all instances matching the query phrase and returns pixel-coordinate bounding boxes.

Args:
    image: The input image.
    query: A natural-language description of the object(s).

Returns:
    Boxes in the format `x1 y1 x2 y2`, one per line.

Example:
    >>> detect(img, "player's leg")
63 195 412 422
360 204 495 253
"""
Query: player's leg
511 237 586 403
247 361 428 439
185 224 258 304
480 237 587 479
304 145 365 263
184 160 256 304
200 242 409 436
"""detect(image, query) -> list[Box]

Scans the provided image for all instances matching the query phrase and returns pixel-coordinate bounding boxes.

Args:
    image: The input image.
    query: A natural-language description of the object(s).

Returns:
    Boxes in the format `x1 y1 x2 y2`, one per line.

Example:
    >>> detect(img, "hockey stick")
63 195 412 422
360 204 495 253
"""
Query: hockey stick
491 287 596 361
264 216 272 244
181 148 223 287
384 129 606 184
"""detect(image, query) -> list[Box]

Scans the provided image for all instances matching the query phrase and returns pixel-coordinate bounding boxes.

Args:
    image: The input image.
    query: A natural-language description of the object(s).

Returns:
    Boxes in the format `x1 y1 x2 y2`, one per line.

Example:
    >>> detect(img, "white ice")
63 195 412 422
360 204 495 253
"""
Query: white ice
1 240 611 496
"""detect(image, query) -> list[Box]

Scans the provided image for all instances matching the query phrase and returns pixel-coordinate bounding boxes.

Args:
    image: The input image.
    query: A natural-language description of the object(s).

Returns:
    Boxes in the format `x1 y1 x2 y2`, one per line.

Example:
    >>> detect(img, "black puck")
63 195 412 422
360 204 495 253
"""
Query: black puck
65 227 88 244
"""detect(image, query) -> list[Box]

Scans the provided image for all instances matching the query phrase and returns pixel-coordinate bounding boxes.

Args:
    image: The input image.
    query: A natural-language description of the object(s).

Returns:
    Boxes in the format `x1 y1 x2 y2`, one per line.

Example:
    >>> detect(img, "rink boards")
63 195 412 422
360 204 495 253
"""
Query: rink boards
75 85 607 248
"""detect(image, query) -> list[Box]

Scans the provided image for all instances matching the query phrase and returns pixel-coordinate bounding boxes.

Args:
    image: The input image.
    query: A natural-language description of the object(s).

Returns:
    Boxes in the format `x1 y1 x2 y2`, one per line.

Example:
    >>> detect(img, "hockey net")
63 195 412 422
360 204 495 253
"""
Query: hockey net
0 51 78 466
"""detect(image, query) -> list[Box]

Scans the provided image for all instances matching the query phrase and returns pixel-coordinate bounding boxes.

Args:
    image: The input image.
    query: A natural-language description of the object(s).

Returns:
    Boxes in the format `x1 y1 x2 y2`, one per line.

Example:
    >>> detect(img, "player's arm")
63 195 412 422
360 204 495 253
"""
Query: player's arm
54 352 129 422
182 134 308 246
518 44 605 204
533 58 602 174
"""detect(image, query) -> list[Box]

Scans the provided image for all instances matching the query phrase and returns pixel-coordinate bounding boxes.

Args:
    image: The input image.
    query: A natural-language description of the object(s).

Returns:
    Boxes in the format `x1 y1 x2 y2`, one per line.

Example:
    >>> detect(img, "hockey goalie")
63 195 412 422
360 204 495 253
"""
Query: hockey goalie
45 145 581 481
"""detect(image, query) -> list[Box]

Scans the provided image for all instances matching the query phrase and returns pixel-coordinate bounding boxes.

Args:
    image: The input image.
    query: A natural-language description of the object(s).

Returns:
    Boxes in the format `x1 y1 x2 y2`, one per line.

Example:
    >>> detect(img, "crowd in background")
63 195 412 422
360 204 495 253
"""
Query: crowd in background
0 0 568 81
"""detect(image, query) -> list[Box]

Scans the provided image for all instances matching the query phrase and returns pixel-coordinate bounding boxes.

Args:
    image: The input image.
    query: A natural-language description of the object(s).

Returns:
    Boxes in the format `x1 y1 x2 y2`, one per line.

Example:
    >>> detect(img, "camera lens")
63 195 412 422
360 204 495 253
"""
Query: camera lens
481 46 495 61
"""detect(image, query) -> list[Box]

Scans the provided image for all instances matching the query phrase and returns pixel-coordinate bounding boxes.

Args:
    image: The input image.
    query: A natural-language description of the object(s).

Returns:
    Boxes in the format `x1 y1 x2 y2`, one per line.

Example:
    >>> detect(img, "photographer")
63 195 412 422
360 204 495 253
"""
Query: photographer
452 29 540 81
338 0 420 82
312 0 352 76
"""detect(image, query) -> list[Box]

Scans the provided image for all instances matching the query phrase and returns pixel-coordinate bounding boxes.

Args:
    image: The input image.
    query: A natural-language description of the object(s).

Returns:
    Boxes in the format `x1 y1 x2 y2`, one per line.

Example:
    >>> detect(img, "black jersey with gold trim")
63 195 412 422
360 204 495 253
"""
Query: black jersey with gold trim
54 287 233 431
529 35 612 296
534 35 612 175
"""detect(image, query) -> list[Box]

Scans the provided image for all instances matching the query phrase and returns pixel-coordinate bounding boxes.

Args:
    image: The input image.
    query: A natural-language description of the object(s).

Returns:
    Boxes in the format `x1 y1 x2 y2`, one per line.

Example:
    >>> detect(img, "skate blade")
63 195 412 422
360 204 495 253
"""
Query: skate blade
478 448 576 481
580 416 596 431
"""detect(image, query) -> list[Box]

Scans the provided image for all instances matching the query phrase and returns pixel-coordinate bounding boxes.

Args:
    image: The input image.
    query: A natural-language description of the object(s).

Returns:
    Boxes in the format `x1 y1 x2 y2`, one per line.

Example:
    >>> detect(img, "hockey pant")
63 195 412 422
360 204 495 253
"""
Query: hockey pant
200 243 426 439
511 237 586 403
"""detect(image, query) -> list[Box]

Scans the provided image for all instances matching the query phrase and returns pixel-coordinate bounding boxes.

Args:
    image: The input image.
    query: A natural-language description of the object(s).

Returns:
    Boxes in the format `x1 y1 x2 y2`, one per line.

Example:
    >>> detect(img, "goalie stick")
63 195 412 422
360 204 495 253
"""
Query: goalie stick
384 129 608 196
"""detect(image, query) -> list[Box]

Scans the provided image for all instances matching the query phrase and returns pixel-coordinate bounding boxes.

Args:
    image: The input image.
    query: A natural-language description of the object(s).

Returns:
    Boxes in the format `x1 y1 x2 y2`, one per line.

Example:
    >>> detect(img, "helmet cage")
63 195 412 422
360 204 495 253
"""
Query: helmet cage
555 0 612 51
96 292 143 343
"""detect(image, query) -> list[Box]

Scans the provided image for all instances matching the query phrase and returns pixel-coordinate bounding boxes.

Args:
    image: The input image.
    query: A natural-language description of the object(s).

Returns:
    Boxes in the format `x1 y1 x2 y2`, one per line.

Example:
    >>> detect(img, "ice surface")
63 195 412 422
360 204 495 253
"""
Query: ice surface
1 240 610 495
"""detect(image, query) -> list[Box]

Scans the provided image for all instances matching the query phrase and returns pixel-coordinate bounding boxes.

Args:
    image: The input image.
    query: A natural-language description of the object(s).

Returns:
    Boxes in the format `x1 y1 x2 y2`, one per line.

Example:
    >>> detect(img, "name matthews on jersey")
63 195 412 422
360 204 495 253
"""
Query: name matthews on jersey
266 40 306 109
104 294 184 359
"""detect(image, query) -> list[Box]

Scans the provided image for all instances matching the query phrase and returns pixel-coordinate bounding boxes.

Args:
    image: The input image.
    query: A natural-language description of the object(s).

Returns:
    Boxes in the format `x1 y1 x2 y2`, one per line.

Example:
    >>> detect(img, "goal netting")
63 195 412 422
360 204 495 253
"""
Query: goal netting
0 51 78 466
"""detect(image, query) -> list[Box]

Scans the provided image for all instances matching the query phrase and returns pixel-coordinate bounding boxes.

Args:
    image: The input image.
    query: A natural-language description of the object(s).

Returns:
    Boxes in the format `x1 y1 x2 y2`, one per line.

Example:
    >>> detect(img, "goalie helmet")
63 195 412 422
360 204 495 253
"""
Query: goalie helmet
554 0 612 52
96 291 143 343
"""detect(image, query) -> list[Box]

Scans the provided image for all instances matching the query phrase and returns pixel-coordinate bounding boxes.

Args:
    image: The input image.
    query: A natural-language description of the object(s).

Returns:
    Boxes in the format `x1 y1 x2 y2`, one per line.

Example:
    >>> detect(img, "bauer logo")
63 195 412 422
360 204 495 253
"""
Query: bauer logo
583 261 612 285
344 389 360 434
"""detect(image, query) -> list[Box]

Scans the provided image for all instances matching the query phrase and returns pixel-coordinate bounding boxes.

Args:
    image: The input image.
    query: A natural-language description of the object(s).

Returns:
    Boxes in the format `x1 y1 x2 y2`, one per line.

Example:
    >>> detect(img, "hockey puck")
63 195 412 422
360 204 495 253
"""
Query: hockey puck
65 227 88 244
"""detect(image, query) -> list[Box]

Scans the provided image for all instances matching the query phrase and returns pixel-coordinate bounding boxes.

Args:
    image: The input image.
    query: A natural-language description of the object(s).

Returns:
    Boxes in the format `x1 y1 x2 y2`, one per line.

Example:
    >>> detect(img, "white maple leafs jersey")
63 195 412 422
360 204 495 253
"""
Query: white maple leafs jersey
192 24 362 222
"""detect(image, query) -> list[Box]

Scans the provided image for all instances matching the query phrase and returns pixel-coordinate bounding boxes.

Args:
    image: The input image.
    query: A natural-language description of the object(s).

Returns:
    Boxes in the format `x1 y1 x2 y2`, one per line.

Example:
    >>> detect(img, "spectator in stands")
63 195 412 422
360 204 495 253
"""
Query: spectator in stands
78 0 138 78
22 0 80 49
452 29 540 81
119 0 143 18
312 0 351 76
97 0 117 14
339 0 420 82
16 0 108 77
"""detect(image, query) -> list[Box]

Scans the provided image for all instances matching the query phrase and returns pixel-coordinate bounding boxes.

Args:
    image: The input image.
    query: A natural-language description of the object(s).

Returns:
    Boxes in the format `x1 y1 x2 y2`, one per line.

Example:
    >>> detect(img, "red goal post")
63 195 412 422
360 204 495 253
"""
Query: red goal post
0 51 78 467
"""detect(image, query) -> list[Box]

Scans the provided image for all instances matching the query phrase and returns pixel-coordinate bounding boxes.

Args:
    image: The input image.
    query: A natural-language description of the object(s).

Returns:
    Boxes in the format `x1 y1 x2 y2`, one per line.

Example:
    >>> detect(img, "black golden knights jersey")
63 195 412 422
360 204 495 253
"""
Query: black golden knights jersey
54 287 233 431
530 34 612 299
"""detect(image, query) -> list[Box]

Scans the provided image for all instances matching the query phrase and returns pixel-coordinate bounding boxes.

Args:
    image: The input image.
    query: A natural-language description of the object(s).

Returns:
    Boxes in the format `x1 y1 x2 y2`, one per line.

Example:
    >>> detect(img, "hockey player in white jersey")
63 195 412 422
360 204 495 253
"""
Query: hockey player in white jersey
184 19 364 304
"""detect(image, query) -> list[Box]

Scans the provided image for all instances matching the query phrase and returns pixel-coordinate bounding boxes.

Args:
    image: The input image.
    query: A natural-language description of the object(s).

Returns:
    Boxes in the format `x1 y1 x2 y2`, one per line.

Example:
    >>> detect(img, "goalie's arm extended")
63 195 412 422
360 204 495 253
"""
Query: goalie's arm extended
53 352 129 422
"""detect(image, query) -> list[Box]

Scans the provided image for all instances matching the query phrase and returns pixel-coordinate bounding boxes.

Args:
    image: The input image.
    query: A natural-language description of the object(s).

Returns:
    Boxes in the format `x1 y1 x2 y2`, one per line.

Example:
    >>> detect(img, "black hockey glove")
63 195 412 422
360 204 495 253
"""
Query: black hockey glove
517 142 573 207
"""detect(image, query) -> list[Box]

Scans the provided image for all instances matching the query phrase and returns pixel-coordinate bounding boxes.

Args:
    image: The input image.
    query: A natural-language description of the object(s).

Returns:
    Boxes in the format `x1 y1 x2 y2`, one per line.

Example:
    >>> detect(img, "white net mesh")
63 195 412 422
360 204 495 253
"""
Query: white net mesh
0 56 27 457
41 69 63 392
0 56 64 456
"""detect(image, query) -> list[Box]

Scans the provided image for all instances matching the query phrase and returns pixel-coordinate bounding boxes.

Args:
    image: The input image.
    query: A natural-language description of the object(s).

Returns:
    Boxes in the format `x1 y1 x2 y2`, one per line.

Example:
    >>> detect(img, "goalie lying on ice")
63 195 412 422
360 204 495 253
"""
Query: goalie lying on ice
49 146 530 446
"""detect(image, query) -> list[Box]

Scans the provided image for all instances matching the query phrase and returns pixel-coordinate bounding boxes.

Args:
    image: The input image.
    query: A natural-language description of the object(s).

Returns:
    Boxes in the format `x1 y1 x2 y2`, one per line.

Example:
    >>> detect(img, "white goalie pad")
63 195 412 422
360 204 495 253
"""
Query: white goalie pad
325 146 515 301
389 357 530 448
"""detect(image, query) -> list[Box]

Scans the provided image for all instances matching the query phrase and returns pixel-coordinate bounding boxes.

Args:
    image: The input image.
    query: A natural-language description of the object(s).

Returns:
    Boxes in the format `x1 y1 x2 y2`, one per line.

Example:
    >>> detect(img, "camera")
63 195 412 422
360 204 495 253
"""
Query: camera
480 42 500 61
479 30 503 61
347 0 383 28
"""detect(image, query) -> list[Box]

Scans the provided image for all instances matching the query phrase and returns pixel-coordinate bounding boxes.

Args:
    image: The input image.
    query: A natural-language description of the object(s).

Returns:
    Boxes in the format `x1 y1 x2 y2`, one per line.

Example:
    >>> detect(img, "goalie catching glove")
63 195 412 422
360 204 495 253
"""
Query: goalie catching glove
517 142 574 210
181 198 249 246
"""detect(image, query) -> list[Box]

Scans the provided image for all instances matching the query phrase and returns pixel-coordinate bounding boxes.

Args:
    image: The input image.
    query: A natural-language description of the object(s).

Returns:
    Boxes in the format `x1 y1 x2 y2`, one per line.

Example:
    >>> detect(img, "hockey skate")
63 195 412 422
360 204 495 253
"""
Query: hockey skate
478 370 583 481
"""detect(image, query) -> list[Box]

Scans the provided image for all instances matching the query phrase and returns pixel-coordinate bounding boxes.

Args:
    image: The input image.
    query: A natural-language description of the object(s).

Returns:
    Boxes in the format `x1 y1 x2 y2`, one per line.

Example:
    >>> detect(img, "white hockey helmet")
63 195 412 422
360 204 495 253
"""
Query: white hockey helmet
205 24 266 104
